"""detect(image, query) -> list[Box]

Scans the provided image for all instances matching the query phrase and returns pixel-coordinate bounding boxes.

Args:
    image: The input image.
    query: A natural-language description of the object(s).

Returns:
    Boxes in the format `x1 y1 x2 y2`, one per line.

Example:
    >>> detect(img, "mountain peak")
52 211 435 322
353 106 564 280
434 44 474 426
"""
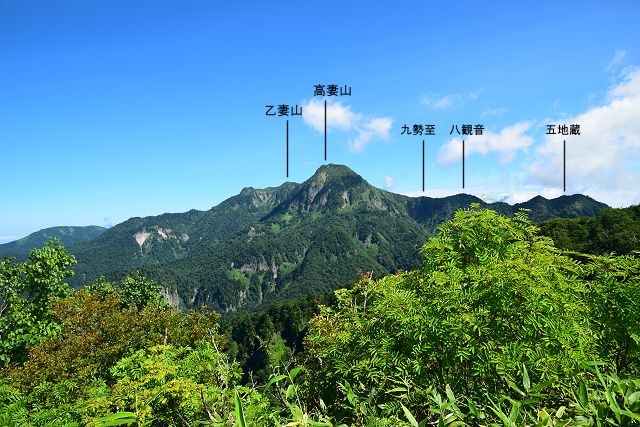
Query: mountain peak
514 193 608 220
313 163 360 176
267 164 401 215
234 183 299 208
308 164 364 186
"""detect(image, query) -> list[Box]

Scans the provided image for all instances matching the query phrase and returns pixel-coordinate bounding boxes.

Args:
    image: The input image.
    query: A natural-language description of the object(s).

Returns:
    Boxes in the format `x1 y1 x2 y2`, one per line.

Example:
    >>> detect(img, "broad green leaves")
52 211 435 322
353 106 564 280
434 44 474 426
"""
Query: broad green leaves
0 240 75 364
305 205 639 423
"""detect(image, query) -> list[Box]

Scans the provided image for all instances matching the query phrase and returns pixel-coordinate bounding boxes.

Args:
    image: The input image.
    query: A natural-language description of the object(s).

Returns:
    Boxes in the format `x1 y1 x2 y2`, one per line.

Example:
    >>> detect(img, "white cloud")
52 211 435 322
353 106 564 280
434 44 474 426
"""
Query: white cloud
528 67 640 207
421 89 481 110
421 92 461 109
302 99 360 131
402 188 464 198
423 69 640 207
413 69 640 207
437 122 534 165
366 117 392 137
605 49 628 72
384 176 394 189
103 217 114 228
301 99 392 153
492 187 564 204
350 116 393 153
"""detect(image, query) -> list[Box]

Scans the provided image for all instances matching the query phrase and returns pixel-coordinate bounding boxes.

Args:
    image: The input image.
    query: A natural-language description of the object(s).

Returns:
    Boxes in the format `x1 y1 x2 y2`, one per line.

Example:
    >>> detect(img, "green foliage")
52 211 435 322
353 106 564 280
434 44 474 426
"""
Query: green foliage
384 366 640 426
264 366 342 426
94 411 136 426
2 289 220 393
0 240 76 364
4 203 640 426
304 205 638 422
0 341 275 426
222 294 329 383
234 389 247 427
85 272 170 311
580 254 640 376
102 342 273 426
539 204 640 255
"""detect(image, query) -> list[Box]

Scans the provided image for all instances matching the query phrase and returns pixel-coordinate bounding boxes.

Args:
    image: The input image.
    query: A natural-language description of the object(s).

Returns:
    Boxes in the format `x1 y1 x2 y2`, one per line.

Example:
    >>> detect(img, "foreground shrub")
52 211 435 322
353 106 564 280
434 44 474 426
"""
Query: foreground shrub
3 289 220 393
304 206 639 421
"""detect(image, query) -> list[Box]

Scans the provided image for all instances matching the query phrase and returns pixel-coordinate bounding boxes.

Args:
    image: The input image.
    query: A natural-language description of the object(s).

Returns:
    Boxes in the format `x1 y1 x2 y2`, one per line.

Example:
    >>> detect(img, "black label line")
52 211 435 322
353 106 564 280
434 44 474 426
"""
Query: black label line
462 139 465 189
563 139 566 192
422 139 425 192
324 99 327 161
286 120 289 178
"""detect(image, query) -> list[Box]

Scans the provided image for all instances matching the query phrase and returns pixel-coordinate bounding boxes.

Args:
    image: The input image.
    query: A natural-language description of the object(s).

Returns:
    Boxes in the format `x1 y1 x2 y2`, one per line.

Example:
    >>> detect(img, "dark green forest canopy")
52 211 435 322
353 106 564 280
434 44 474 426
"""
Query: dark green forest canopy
538 204 640 255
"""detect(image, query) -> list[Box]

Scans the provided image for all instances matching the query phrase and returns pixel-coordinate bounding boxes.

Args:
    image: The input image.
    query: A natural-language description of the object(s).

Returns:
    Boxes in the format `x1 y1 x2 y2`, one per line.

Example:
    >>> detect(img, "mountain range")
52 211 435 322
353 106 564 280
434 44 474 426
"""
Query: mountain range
0 226 106 259
0 164 609 314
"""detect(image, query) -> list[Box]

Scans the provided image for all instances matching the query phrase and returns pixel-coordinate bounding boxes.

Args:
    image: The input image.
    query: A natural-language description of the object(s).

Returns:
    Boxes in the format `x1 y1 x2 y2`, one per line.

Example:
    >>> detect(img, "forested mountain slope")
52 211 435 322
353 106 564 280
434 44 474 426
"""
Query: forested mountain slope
0 226 106 259
539 204 640 255
61 164 608 313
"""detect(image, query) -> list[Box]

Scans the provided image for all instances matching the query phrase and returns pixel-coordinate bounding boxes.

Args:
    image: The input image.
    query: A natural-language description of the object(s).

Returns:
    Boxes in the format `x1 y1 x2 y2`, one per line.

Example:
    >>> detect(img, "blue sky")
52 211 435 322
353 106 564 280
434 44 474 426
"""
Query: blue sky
1 0 640 243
